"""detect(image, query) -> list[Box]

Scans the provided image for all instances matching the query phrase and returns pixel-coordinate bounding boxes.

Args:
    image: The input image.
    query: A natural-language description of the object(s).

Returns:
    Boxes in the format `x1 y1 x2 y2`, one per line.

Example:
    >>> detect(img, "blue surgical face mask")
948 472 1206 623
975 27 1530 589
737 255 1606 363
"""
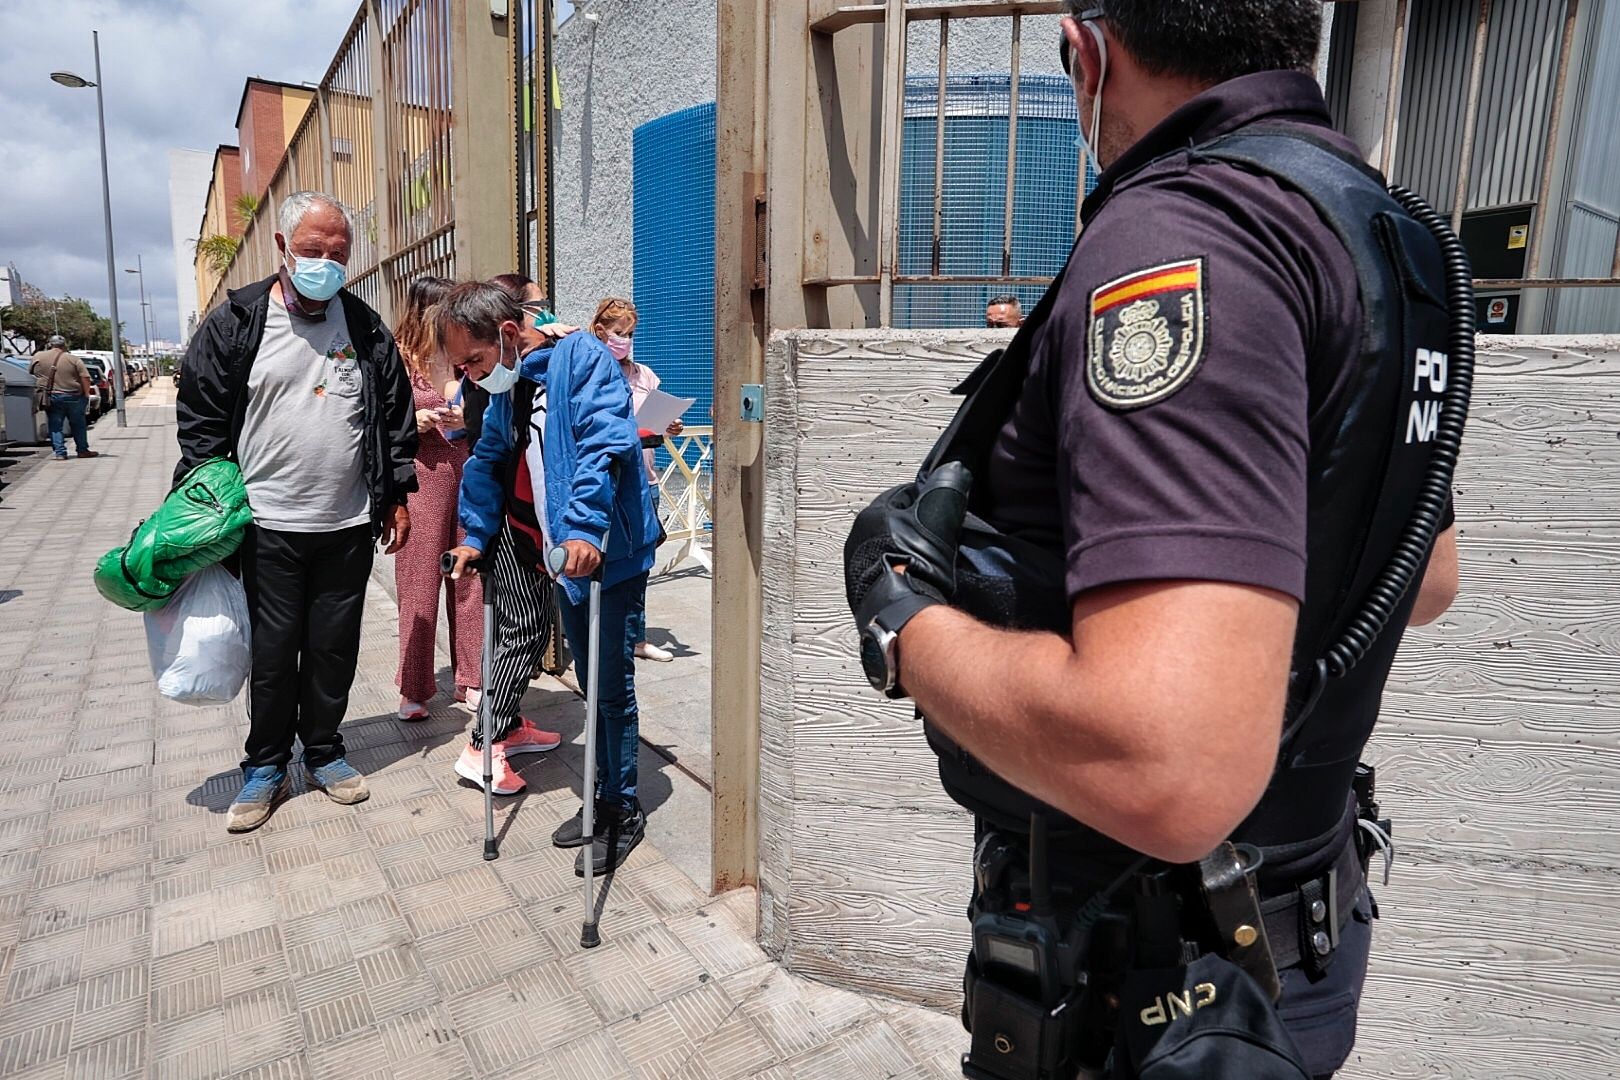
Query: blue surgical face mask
474 334 520 394
285 252 347 302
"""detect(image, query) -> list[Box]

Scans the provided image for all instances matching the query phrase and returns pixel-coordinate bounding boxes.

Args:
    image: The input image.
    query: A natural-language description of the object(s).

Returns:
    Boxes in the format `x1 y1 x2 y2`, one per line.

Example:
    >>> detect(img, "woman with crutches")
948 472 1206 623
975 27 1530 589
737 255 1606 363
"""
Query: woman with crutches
439 282 659 876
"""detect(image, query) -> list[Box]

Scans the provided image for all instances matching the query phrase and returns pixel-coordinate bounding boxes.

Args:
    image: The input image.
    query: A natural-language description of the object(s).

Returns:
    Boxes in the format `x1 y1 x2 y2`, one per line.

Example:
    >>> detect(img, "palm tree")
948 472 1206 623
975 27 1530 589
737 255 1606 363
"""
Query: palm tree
196 235 240 274
233 193 261 231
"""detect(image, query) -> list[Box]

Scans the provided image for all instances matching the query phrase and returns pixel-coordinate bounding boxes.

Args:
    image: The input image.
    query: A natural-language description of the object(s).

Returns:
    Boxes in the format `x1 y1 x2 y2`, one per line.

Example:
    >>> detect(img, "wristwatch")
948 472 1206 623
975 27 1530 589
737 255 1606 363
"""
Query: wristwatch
860 619 902 697
859 595 934 699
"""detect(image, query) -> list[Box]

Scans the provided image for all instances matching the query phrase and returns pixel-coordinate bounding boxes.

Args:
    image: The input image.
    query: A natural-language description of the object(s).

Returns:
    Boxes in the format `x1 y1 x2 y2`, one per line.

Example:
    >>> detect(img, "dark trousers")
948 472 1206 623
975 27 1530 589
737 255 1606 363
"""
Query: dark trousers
471 529 553 748
45 393 89 455
241 523 374 770
557 572 644 810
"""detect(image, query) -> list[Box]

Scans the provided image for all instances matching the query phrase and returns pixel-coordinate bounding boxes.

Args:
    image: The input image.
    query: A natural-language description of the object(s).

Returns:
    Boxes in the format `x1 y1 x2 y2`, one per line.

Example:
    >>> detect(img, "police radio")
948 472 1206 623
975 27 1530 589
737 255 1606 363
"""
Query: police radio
963 816 1113 1080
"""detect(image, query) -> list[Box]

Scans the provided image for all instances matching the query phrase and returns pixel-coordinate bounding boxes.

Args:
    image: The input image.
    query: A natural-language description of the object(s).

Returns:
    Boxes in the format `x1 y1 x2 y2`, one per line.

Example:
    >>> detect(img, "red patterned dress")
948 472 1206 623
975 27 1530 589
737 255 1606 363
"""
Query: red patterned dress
395 372 482 702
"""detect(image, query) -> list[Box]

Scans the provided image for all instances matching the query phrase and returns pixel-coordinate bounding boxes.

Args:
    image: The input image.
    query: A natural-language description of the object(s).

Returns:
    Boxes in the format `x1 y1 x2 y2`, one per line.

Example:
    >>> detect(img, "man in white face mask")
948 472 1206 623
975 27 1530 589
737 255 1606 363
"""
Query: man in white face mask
441 283 663 876
175 190 419 833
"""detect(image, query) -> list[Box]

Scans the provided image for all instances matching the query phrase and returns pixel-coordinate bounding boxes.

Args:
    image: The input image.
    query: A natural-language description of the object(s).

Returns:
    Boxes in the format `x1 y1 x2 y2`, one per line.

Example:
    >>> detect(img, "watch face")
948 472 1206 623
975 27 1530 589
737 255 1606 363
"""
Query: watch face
859 630 890 692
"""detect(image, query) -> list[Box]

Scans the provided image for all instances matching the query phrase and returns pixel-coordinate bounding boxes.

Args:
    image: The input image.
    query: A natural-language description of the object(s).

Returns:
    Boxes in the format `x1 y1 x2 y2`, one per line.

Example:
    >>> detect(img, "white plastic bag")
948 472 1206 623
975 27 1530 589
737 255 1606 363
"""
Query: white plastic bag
143 564 252 705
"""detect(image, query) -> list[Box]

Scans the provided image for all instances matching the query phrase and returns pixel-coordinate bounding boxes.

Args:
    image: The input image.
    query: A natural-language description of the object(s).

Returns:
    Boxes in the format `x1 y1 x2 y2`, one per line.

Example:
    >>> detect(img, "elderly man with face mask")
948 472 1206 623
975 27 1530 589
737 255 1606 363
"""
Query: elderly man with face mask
175 190 418 833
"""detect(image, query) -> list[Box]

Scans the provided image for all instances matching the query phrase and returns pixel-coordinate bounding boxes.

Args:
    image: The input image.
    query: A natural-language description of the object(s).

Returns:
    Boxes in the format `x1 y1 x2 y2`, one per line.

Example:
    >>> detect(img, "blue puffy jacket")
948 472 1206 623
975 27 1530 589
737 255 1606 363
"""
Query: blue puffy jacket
459 333 659 605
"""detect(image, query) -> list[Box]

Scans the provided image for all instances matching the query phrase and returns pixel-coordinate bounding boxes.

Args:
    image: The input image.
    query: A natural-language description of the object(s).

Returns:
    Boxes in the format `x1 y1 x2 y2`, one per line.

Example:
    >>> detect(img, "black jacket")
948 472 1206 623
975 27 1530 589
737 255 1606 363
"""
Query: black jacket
174 275 418 536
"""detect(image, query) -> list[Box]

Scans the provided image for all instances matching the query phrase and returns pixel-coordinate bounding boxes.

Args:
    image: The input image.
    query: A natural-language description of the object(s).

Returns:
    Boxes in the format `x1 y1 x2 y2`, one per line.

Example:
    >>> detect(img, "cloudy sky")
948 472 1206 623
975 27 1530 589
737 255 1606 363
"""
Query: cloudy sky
0 0 369 343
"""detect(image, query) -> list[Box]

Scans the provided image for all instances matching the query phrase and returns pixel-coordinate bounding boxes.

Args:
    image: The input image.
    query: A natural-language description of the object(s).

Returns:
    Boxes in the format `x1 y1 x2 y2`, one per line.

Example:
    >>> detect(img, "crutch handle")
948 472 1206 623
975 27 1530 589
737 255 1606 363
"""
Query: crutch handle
545 542 607 582
442 550 488 577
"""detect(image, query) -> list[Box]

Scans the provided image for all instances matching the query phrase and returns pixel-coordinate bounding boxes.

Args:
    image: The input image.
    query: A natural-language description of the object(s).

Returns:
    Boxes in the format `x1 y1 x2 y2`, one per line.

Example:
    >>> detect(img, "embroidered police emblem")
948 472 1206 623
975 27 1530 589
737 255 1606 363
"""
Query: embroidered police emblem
1087 258 1206 409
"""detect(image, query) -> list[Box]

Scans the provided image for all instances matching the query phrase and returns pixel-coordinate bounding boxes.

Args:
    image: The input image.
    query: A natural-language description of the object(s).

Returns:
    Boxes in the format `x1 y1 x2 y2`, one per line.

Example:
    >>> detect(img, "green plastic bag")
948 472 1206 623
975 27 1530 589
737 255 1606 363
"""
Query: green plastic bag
95 458 254 612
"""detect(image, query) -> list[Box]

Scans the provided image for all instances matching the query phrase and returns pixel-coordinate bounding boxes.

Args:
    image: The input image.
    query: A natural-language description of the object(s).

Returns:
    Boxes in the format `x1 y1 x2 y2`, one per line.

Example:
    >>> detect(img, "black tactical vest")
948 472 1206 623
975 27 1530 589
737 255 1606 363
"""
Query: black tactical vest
920 128 1455 877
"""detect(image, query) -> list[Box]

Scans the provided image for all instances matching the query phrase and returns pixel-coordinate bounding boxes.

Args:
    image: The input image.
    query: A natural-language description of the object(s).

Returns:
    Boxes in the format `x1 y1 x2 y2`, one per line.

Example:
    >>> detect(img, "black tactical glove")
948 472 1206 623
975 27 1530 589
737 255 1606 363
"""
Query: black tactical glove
844 462 972 698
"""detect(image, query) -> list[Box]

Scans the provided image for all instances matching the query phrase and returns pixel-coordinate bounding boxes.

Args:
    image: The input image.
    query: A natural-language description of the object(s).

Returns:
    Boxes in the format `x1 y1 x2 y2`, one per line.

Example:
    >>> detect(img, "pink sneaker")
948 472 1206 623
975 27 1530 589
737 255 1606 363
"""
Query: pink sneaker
502 718 563 756
454 742 525 795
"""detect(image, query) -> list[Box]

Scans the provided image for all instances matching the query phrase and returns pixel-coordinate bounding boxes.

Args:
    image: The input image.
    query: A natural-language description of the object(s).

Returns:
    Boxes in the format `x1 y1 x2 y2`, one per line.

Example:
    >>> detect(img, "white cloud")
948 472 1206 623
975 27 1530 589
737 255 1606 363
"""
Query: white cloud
0 0 359 341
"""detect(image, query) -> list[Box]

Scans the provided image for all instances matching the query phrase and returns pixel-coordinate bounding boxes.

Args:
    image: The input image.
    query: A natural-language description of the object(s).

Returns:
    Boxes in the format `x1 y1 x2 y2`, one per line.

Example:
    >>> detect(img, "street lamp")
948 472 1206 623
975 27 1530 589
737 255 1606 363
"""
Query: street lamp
50 29 126 428
124 257 152 359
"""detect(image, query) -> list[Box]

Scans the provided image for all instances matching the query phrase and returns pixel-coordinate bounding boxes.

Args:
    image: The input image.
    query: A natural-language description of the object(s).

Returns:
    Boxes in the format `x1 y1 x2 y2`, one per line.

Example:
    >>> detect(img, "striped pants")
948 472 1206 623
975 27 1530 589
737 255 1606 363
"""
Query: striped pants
469 529 553 748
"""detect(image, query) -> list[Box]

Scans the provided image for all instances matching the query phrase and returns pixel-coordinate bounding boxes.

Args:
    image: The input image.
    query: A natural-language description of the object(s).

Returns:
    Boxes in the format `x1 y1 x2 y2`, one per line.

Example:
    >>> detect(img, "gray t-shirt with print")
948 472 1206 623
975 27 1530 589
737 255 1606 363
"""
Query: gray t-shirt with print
238 293 370 532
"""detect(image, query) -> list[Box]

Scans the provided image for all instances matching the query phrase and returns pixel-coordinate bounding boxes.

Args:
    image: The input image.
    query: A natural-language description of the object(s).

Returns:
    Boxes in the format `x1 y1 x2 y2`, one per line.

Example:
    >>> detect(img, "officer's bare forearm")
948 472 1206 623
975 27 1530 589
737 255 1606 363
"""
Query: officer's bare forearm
1409 524 1458 627
897 581 1297 863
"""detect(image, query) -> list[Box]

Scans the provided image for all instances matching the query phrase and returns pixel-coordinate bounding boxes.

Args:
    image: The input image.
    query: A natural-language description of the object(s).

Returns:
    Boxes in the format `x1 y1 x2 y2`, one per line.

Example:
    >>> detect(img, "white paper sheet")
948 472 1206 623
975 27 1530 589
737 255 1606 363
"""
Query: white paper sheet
635 387 695 435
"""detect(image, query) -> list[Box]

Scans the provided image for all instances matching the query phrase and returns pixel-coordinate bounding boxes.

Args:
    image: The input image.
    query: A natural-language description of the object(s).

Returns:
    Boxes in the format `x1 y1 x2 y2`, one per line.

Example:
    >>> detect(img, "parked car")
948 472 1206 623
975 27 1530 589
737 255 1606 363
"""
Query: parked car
81 358 111 419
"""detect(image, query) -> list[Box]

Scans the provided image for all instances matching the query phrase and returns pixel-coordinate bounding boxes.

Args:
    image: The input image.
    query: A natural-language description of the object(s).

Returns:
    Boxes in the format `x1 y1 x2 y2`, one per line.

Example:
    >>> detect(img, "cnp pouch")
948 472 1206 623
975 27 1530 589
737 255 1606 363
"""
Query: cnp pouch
1111 952 1310 1080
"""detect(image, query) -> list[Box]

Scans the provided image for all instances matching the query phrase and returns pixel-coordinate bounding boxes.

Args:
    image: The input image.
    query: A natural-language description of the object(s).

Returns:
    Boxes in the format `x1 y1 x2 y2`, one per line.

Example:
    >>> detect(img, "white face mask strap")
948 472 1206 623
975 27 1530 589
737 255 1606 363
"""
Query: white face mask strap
1083 17 1108 179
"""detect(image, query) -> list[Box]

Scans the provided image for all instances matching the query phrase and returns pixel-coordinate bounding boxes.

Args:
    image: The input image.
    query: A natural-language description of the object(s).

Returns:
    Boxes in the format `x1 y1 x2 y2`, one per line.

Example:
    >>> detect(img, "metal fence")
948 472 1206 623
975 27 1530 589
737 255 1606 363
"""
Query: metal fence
811 1 1072 326
514 0 555 296
207 6 382 314
654 426 715 575
896 72 1087 328
203 0 537 321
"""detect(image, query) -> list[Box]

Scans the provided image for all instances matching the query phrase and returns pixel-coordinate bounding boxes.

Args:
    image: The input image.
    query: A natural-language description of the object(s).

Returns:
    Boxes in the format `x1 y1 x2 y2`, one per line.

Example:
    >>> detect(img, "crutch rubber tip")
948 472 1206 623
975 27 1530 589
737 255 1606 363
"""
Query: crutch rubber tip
483 840 499 861
580 923 601 949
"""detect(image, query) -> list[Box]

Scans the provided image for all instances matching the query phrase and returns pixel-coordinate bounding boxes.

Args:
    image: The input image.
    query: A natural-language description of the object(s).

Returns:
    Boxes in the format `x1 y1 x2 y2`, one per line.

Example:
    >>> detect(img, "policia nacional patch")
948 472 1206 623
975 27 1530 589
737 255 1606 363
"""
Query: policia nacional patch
1086 257 1207 409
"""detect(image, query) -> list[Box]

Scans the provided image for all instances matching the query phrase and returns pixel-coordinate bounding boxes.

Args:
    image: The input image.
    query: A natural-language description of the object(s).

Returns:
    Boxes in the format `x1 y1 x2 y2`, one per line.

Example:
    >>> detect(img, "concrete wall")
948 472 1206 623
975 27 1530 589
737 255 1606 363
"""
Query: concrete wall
550 0 717 323
759 329 1620 1078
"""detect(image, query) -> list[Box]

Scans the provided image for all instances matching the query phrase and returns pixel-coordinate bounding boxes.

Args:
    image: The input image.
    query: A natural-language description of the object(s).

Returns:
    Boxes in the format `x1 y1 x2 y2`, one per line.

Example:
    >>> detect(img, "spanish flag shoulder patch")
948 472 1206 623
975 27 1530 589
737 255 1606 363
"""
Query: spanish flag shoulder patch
1086 257 1207 410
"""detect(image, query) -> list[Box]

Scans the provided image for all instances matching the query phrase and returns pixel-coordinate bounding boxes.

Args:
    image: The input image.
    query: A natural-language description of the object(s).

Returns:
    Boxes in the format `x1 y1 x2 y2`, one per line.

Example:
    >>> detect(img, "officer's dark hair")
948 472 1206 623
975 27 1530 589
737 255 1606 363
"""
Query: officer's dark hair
987 294 1021 309
1070 0 1322 86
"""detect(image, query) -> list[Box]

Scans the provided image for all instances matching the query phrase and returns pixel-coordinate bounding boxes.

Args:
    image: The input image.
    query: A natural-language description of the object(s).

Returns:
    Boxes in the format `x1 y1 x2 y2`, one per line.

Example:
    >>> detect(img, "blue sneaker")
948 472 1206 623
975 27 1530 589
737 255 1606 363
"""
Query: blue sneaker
304 758 369 805
225 766 290 833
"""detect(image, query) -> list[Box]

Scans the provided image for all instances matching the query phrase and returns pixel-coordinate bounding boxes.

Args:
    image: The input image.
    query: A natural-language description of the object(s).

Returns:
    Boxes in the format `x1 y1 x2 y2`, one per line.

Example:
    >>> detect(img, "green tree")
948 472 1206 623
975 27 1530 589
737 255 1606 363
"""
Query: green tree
1 287 121 351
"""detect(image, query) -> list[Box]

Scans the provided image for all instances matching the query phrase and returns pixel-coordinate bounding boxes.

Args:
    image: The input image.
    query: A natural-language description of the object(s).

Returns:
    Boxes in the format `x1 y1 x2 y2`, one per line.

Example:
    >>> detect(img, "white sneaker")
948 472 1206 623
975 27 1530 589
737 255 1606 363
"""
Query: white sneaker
458 688 482 712
635 642 674 663
399 700 429 721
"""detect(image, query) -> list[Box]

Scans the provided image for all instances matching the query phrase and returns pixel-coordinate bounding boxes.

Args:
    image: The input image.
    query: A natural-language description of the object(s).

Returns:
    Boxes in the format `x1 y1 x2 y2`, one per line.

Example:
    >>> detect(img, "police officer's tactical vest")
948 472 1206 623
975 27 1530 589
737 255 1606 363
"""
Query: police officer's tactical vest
922 127 1455 870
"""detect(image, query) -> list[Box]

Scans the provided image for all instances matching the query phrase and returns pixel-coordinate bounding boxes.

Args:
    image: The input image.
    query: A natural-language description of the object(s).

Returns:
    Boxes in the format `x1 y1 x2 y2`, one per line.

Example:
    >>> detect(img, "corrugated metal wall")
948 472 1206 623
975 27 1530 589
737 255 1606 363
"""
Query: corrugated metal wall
1551 0 1620 331
1393 0 1570 217
1324 2 1360 134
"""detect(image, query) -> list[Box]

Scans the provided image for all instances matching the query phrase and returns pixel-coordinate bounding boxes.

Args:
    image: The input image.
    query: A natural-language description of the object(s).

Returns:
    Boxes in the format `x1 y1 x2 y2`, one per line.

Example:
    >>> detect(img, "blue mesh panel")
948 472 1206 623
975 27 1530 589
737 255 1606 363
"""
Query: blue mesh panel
896 74 1094 328
632 103 717 434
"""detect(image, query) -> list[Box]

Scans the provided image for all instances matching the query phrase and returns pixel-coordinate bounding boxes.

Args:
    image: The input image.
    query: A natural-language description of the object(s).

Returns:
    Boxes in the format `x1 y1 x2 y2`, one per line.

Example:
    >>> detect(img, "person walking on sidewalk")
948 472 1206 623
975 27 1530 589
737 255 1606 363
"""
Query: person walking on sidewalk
175 190 418 833
392 275 484 720
440 282 660 876
591 298 681 663
29 335 99 460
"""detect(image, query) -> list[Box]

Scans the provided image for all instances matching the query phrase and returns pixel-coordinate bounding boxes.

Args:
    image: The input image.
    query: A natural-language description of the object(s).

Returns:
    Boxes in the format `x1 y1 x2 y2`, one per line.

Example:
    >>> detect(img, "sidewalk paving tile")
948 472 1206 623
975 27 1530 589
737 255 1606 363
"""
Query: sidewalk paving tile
0 394 965 1079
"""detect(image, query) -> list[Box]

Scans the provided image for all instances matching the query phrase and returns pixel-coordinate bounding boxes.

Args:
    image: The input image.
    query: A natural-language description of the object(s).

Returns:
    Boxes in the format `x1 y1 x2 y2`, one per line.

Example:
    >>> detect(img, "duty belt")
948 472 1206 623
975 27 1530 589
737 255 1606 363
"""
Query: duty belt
1259 837 1365 976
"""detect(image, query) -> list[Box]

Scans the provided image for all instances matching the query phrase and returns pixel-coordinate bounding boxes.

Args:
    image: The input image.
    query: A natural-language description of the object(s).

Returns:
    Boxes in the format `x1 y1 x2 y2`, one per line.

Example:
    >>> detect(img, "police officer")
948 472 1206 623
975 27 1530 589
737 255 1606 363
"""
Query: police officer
845 3 1462 1077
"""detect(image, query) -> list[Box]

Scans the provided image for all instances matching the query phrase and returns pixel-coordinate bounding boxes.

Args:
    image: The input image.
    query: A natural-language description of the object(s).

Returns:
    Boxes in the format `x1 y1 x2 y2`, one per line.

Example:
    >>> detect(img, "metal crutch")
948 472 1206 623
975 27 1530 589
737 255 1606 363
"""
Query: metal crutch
548 542 604 948
443 548 500 861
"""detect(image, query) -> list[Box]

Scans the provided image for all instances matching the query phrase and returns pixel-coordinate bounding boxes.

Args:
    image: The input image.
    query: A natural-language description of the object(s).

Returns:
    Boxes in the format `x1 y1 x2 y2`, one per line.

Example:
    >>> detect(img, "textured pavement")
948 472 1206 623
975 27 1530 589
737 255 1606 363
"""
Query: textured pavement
0 389 967 1079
